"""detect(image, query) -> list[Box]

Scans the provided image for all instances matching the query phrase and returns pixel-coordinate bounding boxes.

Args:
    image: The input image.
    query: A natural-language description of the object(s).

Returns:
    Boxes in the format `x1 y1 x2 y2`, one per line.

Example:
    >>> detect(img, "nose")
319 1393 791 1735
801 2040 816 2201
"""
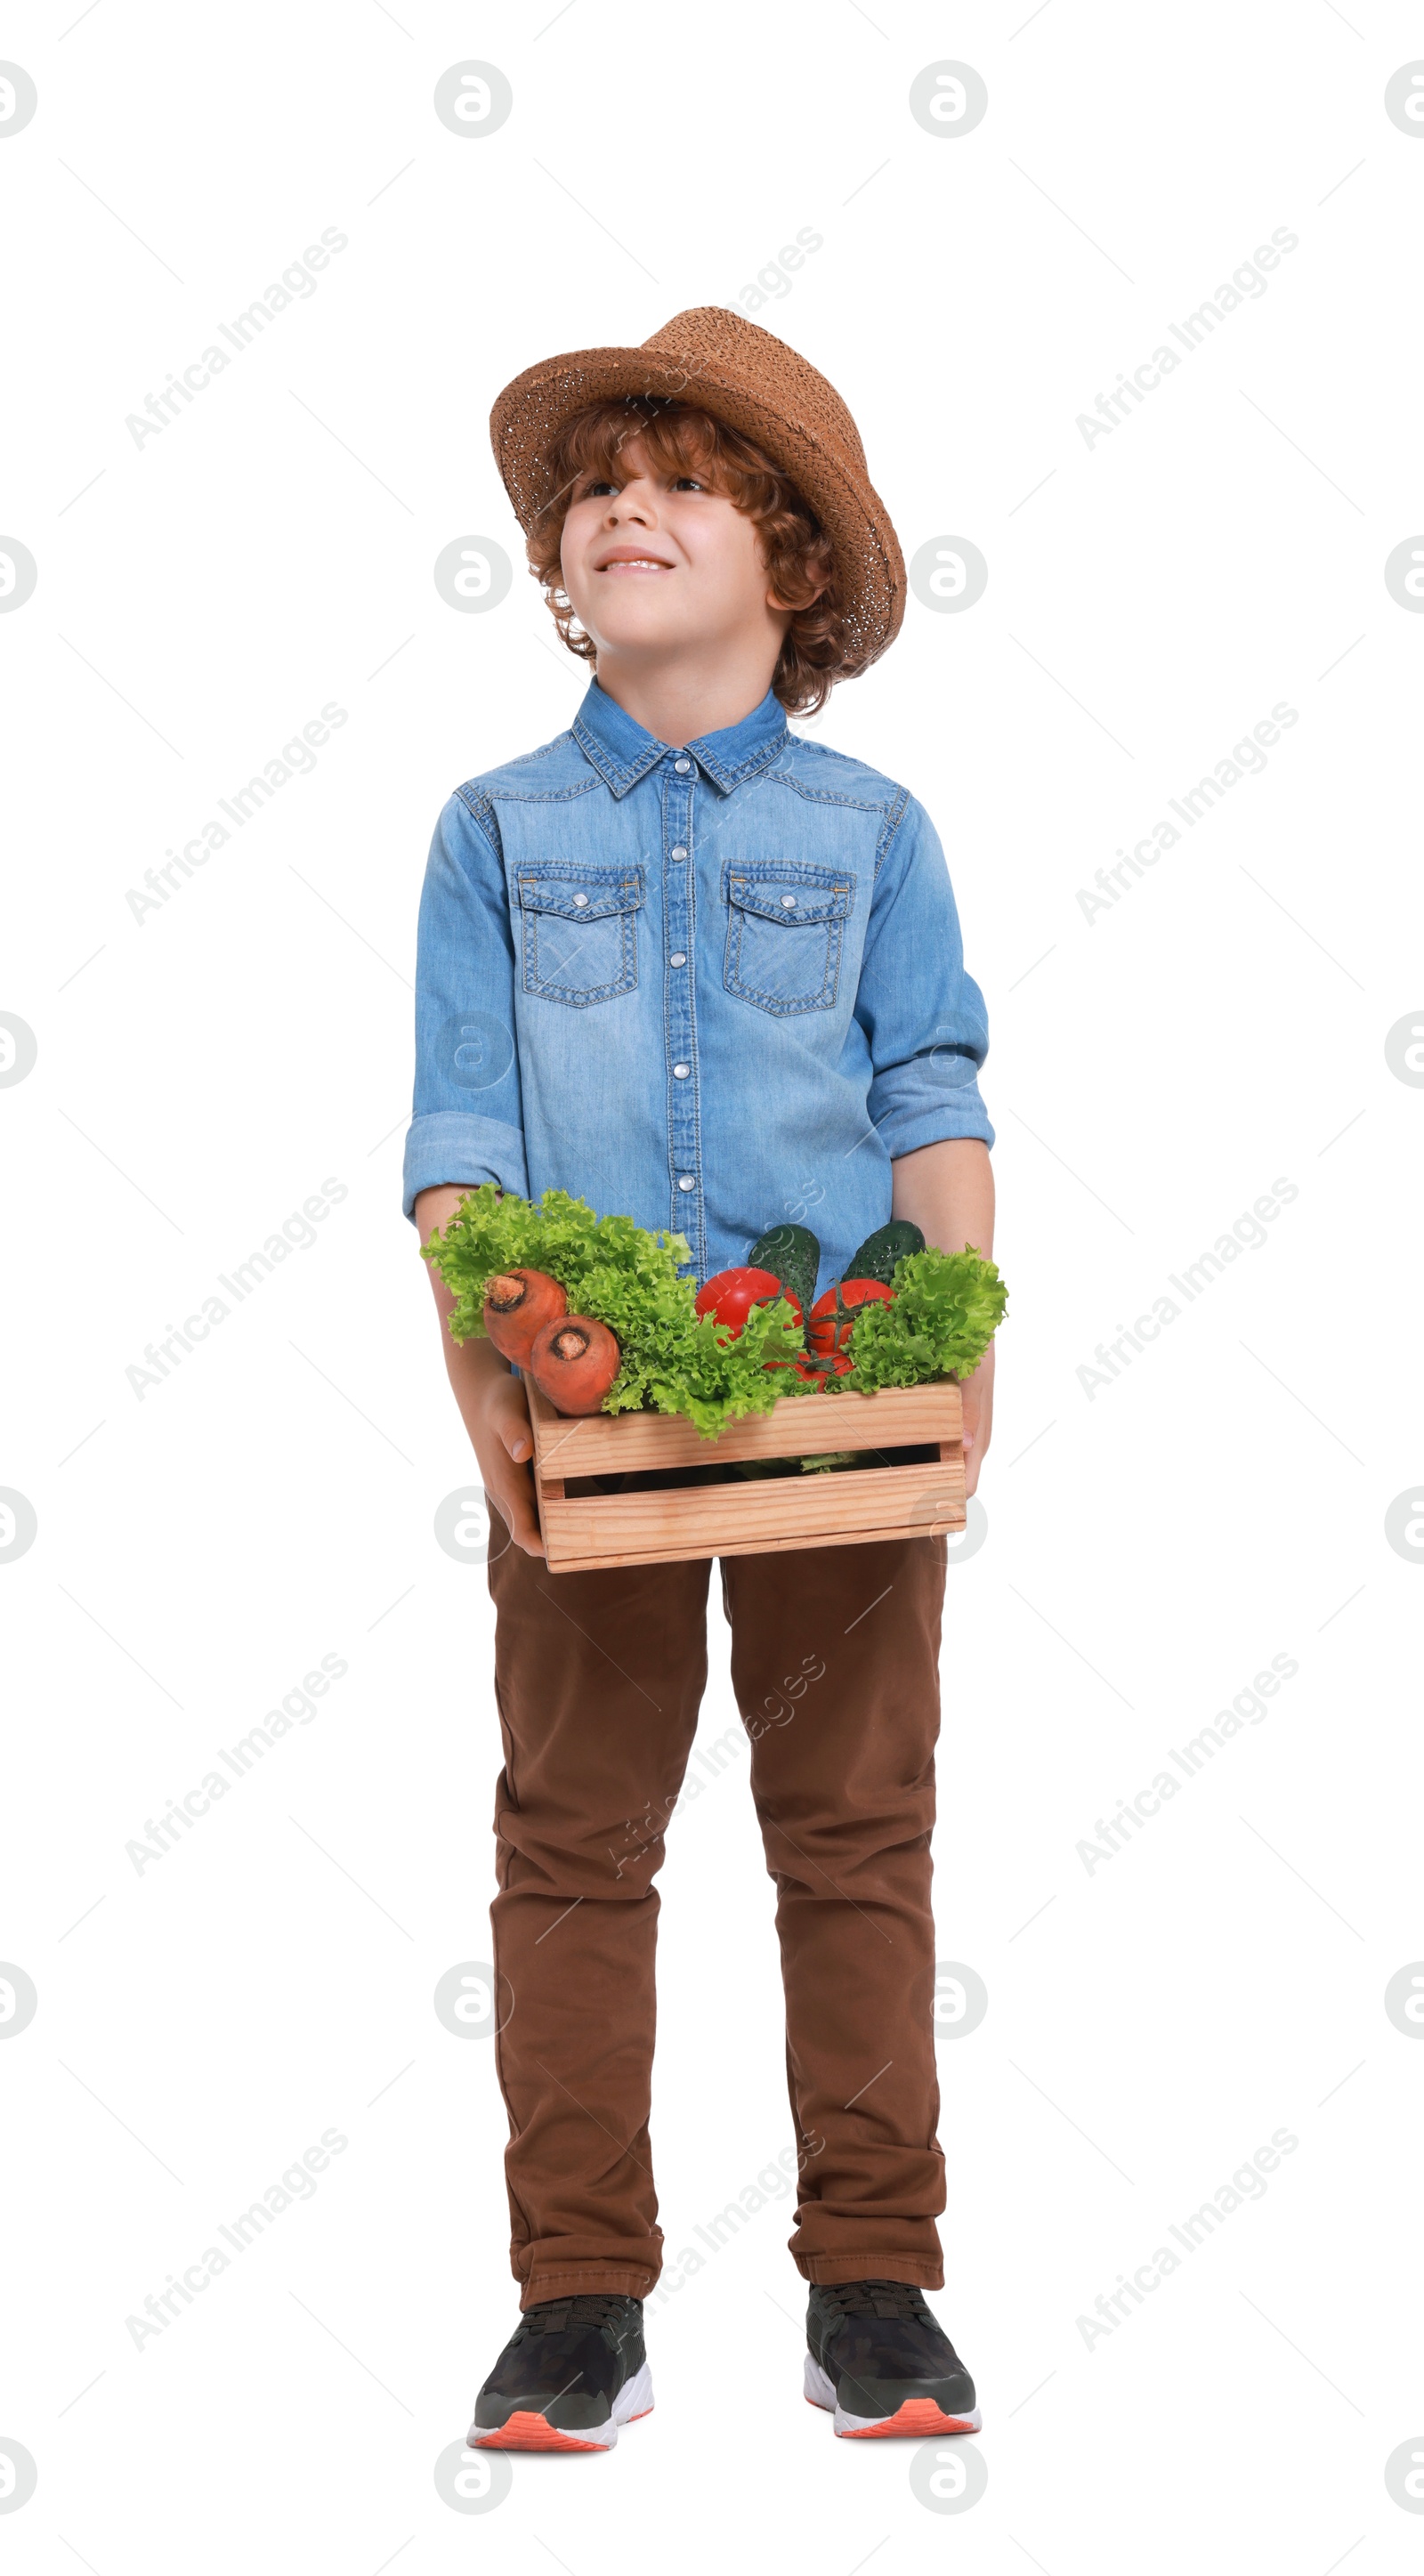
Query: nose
605 476 658 527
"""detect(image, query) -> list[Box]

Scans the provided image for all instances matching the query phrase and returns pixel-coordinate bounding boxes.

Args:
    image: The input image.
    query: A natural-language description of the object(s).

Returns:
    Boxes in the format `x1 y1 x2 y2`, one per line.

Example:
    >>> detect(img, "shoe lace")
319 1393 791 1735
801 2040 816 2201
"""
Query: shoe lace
821 2280 932 2324
520 2293 639 2338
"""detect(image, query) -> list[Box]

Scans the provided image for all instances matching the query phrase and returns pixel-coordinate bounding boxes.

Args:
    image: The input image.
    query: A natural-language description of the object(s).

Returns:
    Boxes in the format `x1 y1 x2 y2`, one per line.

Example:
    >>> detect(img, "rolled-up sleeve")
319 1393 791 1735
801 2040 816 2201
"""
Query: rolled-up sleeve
401 790 528 1223
854 794 993 1156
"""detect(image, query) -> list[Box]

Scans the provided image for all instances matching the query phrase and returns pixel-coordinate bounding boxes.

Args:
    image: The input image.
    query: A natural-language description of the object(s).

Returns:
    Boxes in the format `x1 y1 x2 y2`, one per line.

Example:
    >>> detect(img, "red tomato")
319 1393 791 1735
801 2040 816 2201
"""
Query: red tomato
792 1351 855 1386
695 1266 802 1338
805 1277 894 1357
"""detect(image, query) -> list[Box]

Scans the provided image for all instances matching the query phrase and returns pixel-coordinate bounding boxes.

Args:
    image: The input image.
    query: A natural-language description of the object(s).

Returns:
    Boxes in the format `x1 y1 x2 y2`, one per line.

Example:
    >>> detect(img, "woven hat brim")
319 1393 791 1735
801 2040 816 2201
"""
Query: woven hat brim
490 346 906 665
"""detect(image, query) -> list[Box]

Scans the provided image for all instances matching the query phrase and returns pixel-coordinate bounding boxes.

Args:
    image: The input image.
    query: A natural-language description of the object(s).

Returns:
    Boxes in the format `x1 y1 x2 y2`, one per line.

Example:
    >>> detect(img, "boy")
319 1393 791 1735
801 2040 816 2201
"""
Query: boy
404 309 996 2450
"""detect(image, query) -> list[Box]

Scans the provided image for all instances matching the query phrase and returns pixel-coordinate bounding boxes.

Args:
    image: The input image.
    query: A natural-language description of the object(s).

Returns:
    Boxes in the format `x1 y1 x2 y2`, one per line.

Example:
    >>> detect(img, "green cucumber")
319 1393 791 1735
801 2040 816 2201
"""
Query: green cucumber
841 1219 925 1287
746 1222 820 1325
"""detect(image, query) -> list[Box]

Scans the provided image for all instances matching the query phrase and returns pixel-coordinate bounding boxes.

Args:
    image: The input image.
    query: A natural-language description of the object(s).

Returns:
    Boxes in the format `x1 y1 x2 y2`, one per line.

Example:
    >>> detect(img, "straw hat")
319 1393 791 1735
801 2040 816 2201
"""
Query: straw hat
490 306 906 666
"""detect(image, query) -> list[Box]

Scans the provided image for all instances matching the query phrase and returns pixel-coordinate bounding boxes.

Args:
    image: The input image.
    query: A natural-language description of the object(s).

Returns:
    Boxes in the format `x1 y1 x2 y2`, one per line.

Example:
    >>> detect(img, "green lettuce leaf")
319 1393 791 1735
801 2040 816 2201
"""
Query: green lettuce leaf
829 1245 1008 1393
421 1185 813 1436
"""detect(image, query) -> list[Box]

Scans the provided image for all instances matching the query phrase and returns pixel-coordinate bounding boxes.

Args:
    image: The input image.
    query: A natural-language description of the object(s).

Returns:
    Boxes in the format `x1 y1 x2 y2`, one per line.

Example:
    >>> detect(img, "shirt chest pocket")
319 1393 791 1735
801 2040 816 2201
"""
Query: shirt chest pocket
723 862 854 1017
517 865 645 1007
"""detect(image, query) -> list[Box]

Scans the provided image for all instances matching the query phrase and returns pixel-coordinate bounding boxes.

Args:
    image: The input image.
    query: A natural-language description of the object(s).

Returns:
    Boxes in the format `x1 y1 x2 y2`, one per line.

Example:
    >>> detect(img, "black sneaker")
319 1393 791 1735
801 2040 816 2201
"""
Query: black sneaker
467 2294 651 2452
805 2280 981 2439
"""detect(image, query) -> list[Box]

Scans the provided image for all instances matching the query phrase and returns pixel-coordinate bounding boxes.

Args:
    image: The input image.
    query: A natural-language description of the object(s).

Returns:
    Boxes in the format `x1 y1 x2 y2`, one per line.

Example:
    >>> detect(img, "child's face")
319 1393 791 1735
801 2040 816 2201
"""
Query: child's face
559 435 793 670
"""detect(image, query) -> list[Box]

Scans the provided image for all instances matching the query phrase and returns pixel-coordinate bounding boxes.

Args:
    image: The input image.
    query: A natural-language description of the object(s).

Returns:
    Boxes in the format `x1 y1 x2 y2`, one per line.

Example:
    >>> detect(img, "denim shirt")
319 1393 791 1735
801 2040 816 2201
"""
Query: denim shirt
402 678 993 1298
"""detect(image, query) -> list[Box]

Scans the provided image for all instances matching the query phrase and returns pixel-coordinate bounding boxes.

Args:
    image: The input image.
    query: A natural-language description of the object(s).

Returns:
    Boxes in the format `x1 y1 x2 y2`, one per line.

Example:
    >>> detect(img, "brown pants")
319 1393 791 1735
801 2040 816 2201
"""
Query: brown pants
486 1527 950 2309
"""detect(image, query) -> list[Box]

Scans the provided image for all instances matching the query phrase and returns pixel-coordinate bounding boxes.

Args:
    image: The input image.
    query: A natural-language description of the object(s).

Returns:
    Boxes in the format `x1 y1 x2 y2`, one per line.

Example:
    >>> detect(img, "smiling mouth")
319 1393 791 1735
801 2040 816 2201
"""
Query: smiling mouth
596 556 674 574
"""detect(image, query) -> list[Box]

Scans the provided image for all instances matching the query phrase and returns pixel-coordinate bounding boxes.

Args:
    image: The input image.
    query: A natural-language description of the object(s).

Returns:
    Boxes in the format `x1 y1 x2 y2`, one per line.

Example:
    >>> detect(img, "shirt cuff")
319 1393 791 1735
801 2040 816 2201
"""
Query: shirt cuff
874 1089 995 1160
401 1112 529 1224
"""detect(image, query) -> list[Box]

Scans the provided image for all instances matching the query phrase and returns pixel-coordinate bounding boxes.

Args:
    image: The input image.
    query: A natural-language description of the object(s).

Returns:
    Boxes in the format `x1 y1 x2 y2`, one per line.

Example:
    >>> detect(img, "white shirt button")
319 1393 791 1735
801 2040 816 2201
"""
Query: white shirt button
676 1174 696 1191
572 891 589 907
674 757 692 773
673 1062 690 1079
781 893 797 908
670 952 686 967
671 846 687 860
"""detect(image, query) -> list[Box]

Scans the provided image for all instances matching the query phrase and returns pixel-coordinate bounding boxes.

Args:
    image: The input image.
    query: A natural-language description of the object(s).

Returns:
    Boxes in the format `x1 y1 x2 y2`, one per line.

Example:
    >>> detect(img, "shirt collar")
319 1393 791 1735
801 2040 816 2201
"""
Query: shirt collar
571 677 789 799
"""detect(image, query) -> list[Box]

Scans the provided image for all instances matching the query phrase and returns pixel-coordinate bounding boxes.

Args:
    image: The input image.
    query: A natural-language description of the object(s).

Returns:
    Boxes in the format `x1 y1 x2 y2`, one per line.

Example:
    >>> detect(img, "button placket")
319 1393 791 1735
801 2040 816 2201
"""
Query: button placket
662 765 701 1261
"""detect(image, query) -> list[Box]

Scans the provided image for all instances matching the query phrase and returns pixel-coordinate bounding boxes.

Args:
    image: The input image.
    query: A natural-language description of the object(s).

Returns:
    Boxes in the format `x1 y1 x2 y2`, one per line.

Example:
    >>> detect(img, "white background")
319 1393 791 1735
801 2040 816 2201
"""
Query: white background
4 0 1423 2565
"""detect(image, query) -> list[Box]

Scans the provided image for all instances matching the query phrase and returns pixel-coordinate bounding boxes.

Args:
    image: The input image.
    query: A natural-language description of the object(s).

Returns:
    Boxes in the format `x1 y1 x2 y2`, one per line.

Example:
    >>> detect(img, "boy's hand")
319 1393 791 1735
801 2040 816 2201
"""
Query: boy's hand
468 1357 546 1560
414 1184 546 1559
959 1341 994 1498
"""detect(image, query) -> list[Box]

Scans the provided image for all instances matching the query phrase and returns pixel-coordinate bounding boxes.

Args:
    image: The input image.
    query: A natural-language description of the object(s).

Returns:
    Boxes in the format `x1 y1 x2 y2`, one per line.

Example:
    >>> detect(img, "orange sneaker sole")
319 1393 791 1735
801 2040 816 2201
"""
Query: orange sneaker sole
806 2394 980 2439
474 2404 654 2453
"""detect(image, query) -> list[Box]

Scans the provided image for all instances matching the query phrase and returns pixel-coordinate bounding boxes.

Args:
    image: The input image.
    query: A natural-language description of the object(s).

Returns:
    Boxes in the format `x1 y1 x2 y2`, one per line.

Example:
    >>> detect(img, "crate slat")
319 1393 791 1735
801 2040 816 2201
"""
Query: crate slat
525 1376 962 1473
548 1518 960 1570
539 1456 966 1573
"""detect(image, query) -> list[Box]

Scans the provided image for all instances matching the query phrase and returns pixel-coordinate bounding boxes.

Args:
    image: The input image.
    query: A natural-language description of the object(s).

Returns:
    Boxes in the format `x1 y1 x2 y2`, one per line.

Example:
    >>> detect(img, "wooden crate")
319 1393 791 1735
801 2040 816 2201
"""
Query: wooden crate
525 1377 966 1573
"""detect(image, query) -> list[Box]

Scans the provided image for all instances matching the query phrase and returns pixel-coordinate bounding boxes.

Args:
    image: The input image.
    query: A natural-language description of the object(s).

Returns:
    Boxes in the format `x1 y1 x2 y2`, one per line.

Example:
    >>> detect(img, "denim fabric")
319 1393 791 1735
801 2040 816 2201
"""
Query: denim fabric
402 679 993 1297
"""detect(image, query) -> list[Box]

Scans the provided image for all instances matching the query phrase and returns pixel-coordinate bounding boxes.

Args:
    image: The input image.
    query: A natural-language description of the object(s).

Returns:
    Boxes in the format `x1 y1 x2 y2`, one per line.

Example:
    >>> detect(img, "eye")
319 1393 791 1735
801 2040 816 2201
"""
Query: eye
578 478 619 498
670 475 707 492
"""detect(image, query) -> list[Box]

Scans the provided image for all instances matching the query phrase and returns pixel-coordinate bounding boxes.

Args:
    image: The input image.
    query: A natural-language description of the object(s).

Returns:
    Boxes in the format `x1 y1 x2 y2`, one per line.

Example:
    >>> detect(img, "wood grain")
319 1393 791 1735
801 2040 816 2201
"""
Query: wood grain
525 1376 963 1471
541 1460 967 1569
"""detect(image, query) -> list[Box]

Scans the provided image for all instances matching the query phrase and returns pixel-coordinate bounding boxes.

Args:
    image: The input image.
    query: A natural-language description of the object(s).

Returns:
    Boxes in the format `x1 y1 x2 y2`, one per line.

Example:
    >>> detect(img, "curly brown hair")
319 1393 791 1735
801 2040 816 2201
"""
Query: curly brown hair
525 396 854 717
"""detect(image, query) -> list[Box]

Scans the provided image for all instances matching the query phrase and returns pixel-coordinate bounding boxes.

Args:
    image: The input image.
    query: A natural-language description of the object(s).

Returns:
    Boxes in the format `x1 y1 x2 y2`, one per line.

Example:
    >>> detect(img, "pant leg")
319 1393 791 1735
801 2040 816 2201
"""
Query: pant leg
721 1534 949 2288
485 1525 710 2308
